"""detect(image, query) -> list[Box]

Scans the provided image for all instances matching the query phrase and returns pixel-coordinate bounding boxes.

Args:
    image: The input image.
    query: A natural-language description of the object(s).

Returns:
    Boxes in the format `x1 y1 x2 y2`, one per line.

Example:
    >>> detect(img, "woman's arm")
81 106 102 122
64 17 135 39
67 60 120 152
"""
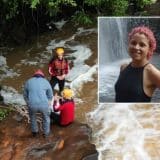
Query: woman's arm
147 64 160 88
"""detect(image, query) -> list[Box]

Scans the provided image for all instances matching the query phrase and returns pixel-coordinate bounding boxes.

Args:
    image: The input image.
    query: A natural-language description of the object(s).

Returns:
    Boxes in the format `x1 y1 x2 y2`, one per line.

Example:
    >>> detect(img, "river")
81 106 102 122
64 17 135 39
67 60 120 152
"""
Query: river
90 17 160 160
87 103 160 160
1 19 160 160
0 22 97 123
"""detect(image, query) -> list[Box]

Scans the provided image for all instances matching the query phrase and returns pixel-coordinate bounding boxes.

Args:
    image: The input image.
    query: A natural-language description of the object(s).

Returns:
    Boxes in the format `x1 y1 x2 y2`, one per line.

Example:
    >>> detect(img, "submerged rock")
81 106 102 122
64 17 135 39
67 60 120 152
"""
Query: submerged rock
82 153 99 160
0 111 98 160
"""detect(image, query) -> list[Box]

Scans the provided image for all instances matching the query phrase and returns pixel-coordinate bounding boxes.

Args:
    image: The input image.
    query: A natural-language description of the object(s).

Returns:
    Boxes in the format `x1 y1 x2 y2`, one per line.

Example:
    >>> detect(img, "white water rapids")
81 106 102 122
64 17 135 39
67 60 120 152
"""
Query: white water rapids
87 103 160 160
0 25 97 106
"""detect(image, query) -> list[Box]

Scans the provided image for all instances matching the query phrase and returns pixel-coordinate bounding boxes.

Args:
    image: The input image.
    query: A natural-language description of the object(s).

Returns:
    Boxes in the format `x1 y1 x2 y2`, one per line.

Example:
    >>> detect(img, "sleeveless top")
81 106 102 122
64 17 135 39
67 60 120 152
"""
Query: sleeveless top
115 63 151 102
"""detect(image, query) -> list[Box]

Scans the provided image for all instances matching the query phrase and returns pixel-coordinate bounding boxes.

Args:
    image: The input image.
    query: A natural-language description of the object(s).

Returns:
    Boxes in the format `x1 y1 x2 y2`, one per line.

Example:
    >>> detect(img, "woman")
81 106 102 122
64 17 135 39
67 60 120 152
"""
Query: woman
48 47 69 93
50 88 75 126
115 26 160 102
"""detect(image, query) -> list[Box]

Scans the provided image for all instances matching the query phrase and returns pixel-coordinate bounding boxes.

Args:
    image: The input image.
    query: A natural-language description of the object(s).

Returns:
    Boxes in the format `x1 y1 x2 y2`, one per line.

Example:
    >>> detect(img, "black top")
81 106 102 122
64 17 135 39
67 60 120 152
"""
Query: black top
115 63 151 102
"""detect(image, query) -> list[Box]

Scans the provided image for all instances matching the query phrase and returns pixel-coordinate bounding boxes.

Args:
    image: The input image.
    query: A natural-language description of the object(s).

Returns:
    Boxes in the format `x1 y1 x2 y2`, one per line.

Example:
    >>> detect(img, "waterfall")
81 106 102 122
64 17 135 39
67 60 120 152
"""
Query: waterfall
99 17 128 66
99 17 130 102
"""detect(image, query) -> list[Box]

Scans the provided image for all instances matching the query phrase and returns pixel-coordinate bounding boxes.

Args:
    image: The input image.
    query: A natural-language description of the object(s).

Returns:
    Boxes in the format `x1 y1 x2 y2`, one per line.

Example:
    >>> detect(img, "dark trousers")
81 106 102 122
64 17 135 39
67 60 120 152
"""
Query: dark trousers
50 112 61 125
50 76 65 93
50 112 72 127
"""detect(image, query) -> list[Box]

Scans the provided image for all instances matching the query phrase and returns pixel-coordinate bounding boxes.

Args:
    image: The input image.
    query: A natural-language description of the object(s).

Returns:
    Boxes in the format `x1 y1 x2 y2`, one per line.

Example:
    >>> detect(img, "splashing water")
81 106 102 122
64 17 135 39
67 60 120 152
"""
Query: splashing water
99 59 130 102
99 18 129 103
87 103 160 160
1 27 97 106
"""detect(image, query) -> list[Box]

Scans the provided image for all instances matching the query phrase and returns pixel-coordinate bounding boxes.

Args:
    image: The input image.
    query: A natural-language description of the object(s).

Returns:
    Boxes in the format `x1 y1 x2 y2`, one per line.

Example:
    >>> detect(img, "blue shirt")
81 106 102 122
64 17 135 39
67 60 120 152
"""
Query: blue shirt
24 76 53 107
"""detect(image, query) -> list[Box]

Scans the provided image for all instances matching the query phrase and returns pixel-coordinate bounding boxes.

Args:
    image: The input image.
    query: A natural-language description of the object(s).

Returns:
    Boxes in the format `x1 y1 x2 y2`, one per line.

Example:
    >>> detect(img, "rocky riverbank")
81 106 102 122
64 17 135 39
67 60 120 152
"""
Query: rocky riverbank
0 108 98 160
0 20 98 160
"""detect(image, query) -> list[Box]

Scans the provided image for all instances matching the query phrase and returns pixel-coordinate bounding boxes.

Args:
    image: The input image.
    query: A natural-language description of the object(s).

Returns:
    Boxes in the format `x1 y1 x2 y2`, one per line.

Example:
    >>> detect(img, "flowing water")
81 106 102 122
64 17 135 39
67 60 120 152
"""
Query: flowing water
87 103 160 160
0 25 97 107
92 17 160 160
0 23 99 159
99 17 160 103
1 18 160 160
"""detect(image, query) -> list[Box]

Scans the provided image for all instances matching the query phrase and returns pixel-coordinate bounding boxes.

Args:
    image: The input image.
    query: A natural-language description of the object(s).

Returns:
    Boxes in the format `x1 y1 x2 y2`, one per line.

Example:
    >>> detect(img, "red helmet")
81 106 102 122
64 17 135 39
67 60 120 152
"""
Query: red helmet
34 69 44 77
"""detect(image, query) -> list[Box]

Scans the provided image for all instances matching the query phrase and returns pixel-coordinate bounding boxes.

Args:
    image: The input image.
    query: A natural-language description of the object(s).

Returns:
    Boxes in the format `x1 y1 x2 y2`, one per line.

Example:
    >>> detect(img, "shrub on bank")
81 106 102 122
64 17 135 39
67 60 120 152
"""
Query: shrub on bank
0 108 12 121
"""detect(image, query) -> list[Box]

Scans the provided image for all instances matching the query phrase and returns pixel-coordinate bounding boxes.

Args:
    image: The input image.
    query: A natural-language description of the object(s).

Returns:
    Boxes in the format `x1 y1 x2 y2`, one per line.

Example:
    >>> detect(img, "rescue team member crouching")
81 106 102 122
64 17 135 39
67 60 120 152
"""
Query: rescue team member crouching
50 88 75 126
48 47 69 93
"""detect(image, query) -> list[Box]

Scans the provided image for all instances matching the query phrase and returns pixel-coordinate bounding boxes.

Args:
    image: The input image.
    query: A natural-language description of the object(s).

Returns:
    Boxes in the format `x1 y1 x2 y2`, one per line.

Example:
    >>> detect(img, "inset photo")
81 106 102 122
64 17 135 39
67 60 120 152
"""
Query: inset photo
98 17 160 103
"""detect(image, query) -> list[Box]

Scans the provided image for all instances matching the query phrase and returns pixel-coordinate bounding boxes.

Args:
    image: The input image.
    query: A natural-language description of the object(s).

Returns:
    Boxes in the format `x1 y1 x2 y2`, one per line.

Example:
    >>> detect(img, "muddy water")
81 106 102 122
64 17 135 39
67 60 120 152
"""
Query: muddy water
0 23 98 160
0 22 98 121
87 103 160 160
74 33 97 122
1 22 160 160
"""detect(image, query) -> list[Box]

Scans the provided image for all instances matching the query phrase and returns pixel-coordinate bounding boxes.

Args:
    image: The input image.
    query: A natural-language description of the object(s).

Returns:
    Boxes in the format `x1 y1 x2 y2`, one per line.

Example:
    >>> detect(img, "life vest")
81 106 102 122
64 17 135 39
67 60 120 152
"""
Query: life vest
49 58 68 76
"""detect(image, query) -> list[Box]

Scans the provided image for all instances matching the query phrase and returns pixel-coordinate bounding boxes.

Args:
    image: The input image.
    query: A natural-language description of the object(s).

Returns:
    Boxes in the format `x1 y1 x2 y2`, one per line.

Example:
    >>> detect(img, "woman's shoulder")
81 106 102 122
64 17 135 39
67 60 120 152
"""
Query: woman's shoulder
120 63 129 72
145 63 160 73
145 63 160 87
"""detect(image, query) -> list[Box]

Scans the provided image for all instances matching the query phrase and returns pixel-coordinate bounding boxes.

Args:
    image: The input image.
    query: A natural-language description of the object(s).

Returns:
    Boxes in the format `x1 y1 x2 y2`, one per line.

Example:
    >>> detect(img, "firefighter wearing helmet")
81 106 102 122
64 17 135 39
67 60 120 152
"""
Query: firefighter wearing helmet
48 47 69 93
50 88 75 126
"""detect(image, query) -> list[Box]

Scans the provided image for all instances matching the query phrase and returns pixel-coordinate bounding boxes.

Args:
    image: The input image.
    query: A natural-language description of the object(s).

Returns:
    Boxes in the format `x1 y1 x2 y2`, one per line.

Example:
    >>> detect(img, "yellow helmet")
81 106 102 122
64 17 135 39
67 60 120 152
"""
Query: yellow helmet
62 88 74 99
56 47 64 56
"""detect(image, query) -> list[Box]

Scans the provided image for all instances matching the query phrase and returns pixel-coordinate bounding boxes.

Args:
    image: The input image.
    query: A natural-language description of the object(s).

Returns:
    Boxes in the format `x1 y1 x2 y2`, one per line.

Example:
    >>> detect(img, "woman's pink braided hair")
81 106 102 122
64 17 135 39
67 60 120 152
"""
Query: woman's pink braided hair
128 26 157 59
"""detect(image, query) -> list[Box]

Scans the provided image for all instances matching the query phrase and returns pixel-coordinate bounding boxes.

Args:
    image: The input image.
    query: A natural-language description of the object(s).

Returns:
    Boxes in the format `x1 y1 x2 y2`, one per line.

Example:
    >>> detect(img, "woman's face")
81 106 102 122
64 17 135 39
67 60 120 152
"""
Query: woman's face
128 33 150 62
58 54 63 60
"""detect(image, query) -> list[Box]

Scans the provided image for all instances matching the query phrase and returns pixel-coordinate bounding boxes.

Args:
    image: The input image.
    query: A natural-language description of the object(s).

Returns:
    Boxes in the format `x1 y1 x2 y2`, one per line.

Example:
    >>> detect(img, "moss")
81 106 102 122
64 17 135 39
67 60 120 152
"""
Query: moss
0 108 13 121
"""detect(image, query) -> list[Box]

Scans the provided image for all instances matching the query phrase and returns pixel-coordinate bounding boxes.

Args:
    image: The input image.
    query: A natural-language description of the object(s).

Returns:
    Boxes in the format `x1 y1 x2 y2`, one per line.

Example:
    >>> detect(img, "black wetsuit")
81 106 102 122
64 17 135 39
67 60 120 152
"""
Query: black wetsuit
115 63 151 102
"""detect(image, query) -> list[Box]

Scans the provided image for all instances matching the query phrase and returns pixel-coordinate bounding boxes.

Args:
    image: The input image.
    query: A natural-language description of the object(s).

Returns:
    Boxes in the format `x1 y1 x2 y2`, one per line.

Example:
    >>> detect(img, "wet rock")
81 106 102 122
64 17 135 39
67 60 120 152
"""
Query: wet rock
56 139 64 150
29 149 47 158
27 142 57 159
12 114 23 122
0 111 98 160
82 153 98 160
0 146 13 159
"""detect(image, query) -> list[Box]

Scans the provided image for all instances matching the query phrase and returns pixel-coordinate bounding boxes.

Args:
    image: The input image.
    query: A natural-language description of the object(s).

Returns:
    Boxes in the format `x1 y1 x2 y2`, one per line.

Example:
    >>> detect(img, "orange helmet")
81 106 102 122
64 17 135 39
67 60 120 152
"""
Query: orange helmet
56 47 64 56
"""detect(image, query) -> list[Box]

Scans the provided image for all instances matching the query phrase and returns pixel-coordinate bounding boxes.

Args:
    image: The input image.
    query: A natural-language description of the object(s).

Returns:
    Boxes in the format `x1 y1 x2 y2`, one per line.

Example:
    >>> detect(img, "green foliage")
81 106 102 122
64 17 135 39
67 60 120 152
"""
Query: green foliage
46 0 77 16
36 0 77 16
1 0 19 20
139 10 150 16
72 11 93 25
30 0 40 9
0 0 157 29
84 0 128 16
46 1 60 16
0 108 11 121
84 0 107 6
0 0 77 20
137 0 155 8
0 0 156 21
111 0 128 16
